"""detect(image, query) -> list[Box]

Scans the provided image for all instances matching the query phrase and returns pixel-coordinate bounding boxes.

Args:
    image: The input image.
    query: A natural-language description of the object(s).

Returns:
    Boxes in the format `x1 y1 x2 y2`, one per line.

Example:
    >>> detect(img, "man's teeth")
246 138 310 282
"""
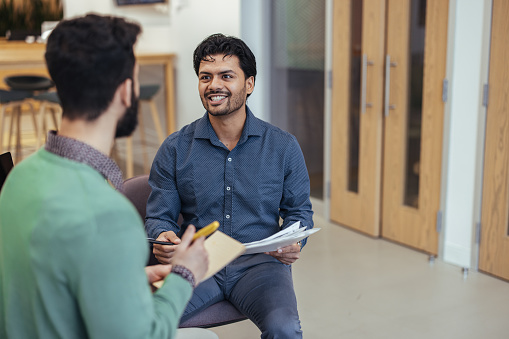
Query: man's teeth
211 96 226 102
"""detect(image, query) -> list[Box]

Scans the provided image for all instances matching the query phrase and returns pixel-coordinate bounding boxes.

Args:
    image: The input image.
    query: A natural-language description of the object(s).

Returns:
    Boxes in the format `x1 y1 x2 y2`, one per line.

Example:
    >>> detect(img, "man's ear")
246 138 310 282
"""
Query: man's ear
118 78 133 108
246 76 255 95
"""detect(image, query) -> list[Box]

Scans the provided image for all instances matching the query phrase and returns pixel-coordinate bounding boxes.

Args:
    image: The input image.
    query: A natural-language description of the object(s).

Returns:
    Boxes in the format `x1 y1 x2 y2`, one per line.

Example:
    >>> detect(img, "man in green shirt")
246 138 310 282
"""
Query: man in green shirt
0 14 213 339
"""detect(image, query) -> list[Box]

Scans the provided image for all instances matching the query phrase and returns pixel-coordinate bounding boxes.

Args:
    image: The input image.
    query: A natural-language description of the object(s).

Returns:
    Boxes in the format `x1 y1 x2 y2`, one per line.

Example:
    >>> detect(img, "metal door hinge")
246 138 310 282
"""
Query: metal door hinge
482 84 489 107
475 222 481 244
436 210 443 233
442 79 448 103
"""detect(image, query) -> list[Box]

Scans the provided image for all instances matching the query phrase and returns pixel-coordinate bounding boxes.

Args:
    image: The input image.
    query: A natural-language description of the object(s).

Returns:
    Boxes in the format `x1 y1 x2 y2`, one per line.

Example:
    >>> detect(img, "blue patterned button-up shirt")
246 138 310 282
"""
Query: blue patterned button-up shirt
145 107 313 247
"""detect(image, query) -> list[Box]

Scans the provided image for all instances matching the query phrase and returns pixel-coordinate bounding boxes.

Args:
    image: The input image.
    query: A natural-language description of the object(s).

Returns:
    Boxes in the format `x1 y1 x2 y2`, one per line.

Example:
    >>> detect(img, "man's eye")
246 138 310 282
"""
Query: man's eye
223 74 232 79
200 76 210 80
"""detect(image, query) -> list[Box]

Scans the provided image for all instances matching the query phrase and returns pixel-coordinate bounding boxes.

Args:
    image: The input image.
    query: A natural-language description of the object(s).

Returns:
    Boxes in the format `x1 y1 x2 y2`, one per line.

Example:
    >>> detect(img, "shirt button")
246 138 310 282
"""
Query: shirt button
226 215 230 219
226 187 231 191
227 158 232 162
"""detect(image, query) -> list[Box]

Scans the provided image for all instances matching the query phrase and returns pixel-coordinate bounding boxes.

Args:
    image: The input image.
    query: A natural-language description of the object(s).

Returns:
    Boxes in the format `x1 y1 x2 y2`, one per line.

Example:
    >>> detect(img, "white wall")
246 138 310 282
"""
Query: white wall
440 0 492 268
239 0 271 122
62 0 241 129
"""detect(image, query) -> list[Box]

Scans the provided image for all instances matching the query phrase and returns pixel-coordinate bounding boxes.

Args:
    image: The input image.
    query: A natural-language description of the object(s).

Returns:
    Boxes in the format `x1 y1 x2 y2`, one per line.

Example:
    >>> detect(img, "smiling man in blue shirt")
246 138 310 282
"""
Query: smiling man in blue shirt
145 33 314 338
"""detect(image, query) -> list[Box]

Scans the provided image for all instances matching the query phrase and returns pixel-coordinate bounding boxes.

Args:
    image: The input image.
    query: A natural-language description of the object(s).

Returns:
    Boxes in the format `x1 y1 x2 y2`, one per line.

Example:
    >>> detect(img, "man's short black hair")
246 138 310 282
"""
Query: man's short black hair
193 33 257 97
45 14 141 121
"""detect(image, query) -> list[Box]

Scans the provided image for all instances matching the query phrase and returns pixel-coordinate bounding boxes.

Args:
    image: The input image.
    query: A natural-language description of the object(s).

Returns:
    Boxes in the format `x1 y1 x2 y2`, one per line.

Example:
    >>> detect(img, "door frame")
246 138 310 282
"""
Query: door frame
437 0 493 270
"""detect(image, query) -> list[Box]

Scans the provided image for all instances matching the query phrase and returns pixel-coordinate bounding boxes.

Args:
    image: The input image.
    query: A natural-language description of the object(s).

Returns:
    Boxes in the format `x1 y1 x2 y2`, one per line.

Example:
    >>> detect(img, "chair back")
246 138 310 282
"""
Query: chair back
123 174 152 219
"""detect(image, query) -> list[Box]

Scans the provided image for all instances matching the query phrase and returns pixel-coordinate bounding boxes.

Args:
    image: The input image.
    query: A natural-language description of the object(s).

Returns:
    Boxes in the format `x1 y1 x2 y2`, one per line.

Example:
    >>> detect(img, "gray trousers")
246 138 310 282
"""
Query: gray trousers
180 254 303 339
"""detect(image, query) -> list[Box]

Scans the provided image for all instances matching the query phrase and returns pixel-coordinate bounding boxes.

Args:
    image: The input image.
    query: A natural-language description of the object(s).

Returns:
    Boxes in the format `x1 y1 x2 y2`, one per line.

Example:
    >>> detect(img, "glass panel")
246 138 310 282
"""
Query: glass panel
347 0 363 192
271 0 325 199
403 0 426 208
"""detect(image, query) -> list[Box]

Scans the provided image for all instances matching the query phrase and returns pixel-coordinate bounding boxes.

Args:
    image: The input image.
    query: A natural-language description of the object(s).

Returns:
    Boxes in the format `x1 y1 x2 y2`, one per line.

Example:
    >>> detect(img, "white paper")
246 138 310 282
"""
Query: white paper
242 221 320 255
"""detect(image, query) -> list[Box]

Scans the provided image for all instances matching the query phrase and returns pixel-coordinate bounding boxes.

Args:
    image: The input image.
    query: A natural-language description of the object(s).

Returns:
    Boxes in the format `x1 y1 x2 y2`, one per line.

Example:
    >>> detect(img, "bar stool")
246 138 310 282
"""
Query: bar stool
124 84 165 178
2 75 55 162
0 90 34 156
32 91 62 147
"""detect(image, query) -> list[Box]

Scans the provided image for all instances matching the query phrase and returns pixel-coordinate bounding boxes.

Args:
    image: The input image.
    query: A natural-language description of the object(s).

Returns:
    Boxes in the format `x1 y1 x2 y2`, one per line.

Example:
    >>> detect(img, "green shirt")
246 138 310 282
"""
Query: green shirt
0 149 192 338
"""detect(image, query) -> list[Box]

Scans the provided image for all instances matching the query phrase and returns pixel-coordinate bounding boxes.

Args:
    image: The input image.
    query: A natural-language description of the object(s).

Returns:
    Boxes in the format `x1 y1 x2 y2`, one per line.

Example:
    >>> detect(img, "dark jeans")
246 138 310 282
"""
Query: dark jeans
180 254 303 339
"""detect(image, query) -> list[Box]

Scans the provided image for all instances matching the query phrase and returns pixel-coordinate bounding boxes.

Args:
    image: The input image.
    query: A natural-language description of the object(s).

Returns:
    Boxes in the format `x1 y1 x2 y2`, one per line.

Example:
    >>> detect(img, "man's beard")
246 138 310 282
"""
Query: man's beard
115 89 139 138
202 87 246 117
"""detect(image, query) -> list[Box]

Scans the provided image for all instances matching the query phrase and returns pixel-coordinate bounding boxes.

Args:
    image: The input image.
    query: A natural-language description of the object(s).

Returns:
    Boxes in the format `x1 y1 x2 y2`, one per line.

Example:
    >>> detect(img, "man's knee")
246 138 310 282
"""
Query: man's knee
260 307 302 339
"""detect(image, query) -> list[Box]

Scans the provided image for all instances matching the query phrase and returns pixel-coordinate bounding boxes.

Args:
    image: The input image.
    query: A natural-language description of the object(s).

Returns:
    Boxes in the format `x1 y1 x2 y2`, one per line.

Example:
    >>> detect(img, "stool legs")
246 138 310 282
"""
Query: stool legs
1 101 38 163
36 101 61 148
36 101 47 148
15 106 22 162
0 104 7 153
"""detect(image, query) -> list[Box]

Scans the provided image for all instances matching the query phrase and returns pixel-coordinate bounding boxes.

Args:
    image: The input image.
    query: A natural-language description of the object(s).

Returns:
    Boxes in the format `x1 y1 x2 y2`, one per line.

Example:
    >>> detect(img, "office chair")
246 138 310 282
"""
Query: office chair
122 174 248 328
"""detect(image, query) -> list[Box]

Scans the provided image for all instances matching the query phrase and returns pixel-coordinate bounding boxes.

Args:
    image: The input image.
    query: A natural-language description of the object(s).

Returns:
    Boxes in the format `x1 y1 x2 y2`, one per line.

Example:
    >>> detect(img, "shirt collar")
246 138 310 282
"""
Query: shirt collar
45 131 124 192
194 106 264 143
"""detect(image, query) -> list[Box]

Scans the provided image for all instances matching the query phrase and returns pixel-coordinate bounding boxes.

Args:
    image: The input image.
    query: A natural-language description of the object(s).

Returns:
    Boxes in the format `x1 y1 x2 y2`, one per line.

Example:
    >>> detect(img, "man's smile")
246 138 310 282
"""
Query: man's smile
207 93 229 105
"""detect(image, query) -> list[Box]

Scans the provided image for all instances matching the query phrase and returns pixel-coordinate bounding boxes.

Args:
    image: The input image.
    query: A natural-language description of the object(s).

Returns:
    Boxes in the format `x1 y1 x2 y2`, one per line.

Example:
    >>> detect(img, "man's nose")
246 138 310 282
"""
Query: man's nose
209 76 223 90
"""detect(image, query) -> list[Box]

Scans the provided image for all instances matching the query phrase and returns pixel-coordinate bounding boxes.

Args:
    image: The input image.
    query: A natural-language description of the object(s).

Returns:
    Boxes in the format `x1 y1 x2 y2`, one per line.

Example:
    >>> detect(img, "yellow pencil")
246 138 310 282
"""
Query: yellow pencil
192 221 220 241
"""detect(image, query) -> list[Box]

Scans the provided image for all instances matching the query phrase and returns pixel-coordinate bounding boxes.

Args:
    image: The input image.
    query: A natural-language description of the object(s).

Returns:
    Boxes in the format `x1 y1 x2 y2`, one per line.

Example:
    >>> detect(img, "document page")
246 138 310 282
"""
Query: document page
242 221 320 255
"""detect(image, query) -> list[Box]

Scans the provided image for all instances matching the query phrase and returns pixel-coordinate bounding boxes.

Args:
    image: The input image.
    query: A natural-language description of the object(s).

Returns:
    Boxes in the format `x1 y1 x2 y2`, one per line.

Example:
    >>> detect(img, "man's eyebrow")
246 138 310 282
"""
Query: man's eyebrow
219 70 235 74
199 70 236 75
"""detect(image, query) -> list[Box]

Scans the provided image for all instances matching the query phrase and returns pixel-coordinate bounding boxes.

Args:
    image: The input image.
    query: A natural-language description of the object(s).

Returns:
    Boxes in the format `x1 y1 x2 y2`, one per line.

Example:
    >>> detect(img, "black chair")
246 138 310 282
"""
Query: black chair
4 75 54 92
122 174 248 328
0 152 14 191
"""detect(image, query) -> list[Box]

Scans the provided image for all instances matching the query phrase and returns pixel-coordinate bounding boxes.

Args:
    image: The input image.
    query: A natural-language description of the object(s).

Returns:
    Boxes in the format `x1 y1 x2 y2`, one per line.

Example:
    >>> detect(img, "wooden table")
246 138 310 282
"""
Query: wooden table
0 40 176 135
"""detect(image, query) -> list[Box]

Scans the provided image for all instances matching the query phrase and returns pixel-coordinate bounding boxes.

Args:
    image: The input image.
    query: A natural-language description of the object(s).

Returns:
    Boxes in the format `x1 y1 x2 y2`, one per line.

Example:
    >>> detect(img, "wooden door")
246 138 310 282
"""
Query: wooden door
381 0 448 254
479 0 509 281
330 0 385 236
330 0 448 254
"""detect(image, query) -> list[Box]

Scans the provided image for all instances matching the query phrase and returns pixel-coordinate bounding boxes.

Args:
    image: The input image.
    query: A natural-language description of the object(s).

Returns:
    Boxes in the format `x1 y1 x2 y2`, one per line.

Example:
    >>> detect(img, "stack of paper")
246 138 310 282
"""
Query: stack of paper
152 223 319 289
242 221 320 255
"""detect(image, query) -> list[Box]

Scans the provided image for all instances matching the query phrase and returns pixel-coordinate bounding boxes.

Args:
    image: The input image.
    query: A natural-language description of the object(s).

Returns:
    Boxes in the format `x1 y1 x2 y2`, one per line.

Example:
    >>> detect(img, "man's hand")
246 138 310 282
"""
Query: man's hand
153 231 181 264
145 264 172 292
171 225 209 285
265 243 301 265
145 264 172 284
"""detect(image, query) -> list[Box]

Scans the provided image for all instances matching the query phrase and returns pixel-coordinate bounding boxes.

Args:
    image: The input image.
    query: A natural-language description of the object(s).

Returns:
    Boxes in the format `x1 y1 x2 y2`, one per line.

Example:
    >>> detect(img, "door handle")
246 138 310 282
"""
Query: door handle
361 54 374 114
384 54 397 117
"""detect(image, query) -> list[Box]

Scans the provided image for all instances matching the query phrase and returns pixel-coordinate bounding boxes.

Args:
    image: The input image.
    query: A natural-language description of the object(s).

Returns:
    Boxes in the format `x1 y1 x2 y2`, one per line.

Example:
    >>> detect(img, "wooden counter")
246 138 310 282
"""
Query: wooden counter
0 40 176 135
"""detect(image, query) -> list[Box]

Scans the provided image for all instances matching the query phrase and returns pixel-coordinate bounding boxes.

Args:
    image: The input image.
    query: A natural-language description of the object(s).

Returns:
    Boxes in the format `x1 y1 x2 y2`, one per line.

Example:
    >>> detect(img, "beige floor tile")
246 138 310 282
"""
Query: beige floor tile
210 200 509 339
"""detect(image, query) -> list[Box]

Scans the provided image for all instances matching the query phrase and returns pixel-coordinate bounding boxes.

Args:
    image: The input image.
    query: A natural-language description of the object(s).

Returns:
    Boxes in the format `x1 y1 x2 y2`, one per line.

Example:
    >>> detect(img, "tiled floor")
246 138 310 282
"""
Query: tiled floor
210 199 509 339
